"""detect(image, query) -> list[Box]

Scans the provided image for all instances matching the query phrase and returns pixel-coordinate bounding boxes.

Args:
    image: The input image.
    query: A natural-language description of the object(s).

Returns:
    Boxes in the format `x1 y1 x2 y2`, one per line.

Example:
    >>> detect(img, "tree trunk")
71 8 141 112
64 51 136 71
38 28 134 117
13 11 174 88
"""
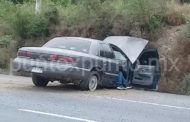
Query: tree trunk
35 0 42 14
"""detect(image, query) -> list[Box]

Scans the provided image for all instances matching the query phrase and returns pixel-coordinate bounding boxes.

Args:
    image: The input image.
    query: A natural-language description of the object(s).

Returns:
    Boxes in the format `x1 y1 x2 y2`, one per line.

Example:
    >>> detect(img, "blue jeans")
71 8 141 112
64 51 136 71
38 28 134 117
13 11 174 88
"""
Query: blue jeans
117 72 129 87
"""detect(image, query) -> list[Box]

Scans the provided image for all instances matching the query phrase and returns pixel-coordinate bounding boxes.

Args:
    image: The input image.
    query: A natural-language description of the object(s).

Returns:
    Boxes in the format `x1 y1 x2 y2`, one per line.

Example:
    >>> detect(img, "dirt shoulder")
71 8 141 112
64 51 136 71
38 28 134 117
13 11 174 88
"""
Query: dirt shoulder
0 74 190 108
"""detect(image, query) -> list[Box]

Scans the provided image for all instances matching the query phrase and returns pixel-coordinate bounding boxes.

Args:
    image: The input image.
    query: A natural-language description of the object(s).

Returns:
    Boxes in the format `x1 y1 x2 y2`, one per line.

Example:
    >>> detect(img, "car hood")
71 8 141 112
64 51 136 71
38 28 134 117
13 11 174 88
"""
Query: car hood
104 36 149 64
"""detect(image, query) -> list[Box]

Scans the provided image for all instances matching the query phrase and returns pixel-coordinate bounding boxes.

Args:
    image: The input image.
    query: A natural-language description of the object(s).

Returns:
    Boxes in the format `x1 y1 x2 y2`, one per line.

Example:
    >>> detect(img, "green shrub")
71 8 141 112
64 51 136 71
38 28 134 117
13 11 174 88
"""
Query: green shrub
11 3 60 39
0 35 16 69
8 0 24 4
0 0 168 40
180 0 190 3
43 6 59 25
12 11 31 38
180 73 190 95
125 0 166 33
61 0 102 25
0 35 13 48
185 22 190 39
144 15 165 32
56 0 111 38
51 0 72 6
0 1 60 39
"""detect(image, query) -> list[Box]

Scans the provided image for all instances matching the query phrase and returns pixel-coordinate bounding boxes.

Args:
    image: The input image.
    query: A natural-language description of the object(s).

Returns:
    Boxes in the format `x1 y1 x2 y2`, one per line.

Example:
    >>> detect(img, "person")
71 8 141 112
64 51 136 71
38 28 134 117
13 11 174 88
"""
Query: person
116 66 132 90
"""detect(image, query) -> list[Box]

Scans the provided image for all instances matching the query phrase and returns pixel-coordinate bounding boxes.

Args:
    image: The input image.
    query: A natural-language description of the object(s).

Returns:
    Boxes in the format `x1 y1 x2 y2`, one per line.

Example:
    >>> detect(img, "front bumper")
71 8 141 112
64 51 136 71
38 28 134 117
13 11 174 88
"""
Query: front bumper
13 58 90 81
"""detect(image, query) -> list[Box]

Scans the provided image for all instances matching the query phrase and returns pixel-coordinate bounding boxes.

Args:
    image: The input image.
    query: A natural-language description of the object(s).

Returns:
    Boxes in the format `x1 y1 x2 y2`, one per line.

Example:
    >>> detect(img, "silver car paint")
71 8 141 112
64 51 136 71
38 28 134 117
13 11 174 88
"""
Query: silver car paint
104 36 149 64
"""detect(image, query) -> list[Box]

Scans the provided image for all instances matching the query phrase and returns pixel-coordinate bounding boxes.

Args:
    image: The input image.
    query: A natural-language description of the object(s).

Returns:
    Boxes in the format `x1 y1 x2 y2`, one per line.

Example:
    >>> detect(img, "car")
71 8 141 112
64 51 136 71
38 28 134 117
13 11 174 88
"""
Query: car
13 36 161 91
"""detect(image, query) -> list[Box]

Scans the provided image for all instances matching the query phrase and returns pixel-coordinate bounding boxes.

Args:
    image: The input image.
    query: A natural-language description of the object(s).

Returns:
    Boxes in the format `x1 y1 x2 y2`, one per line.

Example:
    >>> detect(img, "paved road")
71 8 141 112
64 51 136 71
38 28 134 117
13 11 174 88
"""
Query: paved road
0 74 190 122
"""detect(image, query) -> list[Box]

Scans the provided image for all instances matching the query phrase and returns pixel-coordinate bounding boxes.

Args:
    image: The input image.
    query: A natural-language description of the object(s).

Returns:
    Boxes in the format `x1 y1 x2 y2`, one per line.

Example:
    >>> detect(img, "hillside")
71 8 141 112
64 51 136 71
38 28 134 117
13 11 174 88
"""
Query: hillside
150 25 190 94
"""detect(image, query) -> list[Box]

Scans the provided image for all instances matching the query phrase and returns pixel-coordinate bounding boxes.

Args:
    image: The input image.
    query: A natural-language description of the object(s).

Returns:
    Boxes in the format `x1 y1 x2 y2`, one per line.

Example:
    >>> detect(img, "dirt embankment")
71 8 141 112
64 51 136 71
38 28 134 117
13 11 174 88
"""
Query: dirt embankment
150 25 190 93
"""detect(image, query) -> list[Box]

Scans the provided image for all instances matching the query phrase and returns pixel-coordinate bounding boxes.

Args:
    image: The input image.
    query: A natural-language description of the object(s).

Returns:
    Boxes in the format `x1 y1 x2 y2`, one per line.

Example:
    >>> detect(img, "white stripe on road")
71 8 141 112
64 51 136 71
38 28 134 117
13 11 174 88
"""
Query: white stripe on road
104 97 190 110
18 109 98 122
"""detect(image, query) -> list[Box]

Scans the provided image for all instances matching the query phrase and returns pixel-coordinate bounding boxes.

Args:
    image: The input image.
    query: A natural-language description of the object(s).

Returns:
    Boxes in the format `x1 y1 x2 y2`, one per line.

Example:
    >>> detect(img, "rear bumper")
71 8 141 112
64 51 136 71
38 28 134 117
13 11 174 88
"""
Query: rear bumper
13 58 90 81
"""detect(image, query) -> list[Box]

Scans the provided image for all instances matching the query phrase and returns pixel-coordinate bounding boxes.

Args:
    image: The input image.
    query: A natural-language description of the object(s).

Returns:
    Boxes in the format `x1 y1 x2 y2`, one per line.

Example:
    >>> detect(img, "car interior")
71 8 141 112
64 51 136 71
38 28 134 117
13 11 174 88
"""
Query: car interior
132 48 160 87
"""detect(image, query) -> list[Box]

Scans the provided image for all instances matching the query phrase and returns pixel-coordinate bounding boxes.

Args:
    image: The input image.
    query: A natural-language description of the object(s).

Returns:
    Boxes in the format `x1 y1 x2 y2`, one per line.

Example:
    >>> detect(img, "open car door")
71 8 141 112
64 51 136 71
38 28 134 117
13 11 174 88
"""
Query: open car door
104 36 161 90
131 48 161 90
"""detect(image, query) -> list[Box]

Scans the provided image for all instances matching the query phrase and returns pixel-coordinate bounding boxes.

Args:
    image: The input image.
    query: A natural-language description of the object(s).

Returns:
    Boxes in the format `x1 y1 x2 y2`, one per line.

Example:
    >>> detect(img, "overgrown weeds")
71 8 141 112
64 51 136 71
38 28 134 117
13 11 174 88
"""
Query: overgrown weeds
2 0 188 41
0 35 16 69
180 73 190 95
165 1 190 26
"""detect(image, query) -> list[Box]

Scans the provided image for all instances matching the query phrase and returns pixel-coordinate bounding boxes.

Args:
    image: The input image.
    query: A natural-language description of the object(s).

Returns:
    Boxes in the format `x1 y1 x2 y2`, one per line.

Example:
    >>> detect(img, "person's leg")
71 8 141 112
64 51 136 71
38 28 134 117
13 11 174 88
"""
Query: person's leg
117 72 123 87
122 76 129 87
122 77 129 87
122 77 133 89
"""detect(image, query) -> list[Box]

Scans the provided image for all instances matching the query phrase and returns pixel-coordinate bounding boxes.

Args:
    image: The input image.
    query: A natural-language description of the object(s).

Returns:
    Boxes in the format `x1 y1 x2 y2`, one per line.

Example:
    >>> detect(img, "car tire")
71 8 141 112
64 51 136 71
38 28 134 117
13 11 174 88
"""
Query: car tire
32 74 49 87
80 71 99 91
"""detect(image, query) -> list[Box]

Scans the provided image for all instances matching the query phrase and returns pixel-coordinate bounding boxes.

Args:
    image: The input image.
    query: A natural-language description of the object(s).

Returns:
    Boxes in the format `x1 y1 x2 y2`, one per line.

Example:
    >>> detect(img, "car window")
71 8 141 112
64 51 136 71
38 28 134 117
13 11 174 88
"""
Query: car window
99 43 114 59
99 44 105 57
113 50 126 61
43 38 91 53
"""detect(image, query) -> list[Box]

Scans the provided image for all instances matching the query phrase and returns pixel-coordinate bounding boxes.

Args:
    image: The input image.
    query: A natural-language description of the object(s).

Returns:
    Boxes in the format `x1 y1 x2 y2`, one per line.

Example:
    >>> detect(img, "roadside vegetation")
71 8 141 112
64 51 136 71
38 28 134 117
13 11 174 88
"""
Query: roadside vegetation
0 0 190 94
180 73 190 95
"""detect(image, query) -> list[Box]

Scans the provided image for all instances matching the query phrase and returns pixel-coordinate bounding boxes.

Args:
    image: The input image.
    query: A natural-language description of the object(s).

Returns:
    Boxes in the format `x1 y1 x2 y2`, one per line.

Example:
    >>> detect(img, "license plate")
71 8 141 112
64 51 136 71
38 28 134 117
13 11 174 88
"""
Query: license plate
31 67 43 73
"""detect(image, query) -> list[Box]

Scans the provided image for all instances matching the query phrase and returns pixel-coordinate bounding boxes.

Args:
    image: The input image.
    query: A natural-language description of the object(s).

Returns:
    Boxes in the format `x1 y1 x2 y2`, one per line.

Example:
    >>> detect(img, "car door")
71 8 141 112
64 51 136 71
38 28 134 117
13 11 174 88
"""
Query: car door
131 48 161 89
111 45 130 82
99 43 118 87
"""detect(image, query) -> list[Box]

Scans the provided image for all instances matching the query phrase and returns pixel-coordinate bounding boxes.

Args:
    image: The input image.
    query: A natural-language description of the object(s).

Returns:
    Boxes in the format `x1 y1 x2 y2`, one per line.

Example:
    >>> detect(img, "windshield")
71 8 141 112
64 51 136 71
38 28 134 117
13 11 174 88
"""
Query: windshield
43 37 91 53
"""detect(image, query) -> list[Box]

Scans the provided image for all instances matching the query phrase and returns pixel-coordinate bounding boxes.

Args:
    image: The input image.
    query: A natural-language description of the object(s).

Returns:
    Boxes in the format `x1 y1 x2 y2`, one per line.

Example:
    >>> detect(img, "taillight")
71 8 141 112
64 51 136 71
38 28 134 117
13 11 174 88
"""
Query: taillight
49 54 58 61
49 54 77 63
58 56 77 63
17 51 32 58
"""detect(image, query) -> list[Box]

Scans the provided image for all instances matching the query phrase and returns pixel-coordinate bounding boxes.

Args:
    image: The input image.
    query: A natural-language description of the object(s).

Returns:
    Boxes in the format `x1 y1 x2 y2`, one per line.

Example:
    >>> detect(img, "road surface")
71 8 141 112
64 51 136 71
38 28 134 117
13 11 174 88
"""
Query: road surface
0 74 190 122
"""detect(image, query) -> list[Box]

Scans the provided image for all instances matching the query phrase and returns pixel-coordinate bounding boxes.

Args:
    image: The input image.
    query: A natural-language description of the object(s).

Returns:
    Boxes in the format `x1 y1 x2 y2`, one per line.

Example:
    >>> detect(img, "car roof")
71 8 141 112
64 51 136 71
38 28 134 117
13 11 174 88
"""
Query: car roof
53 37 101 43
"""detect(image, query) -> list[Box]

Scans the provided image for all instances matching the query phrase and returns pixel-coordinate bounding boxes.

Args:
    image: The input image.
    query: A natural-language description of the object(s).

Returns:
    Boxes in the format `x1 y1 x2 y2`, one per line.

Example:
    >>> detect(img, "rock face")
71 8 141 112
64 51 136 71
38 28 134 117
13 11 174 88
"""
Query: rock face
150 25 190 93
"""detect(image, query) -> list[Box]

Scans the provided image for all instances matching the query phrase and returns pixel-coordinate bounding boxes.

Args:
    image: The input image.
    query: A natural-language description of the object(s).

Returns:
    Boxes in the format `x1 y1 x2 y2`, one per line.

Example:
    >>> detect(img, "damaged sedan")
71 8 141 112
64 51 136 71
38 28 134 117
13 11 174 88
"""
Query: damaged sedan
13 36 161 91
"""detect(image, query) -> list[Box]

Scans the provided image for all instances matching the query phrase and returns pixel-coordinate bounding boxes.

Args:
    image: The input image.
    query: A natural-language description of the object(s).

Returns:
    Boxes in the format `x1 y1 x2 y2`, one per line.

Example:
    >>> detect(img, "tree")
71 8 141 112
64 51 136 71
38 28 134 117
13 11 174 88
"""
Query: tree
35 0 42 14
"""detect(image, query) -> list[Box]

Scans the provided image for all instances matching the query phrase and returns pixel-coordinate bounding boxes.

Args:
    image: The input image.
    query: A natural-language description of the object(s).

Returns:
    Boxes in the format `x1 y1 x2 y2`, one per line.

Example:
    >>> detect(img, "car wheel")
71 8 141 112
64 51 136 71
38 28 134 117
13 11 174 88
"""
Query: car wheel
32 74 49 87
80 71 99 91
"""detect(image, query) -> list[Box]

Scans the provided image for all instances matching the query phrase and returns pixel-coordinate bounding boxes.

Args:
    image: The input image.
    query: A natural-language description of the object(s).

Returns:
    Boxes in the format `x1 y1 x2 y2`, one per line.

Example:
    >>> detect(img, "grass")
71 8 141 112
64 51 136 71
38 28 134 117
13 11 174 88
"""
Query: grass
166 1 190 21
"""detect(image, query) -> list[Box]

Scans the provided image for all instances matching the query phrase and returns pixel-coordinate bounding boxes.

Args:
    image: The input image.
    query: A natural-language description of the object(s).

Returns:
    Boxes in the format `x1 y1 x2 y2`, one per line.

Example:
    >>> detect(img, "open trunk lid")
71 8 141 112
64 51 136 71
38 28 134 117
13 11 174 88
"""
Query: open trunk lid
104 36 149 64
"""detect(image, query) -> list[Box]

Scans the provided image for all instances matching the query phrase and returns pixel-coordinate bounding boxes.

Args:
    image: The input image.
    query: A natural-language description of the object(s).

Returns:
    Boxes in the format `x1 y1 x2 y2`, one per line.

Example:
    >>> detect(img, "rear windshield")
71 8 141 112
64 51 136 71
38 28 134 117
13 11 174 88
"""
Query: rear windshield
43 38 91 53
